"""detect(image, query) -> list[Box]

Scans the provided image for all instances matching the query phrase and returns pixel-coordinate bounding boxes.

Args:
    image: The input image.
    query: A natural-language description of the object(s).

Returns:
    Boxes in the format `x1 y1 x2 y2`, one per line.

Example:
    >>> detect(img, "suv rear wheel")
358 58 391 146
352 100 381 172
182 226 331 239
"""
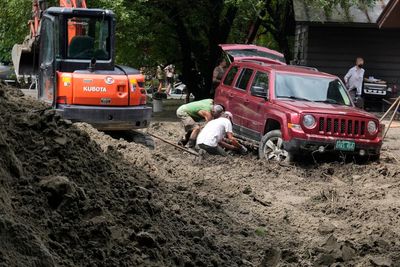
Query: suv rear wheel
259 130 294 162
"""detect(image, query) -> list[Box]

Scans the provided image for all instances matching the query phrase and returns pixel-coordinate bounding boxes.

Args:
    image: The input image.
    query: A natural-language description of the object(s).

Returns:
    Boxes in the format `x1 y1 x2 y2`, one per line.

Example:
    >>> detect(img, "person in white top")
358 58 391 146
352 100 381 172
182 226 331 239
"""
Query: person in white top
196 111 246 156
344 57 365 104
164 64 175 95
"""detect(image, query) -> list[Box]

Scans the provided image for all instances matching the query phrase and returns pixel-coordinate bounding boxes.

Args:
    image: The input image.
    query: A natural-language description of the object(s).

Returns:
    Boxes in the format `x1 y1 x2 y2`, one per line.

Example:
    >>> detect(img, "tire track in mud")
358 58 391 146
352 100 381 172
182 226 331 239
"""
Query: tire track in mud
84 120 400 266
3 82 400 266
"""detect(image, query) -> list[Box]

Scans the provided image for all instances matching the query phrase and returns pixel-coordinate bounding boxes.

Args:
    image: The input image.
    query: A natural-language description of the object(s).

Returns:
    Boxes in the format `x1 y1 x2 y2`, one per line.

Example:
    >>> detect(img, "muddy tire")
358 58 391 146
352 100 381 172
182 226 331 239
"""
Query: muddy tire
370 154 380 162
355 154 380 164
259 130 294 162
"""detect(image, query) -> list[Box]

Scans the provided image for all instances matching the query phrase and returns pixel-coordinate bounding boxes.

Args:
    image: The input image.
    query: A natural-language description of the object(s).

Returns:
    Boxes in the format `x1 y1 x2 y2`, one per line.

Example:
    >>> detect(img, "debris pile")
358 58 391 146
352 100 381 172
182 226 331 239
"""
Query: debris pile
0 85 242 266
1 84 400 266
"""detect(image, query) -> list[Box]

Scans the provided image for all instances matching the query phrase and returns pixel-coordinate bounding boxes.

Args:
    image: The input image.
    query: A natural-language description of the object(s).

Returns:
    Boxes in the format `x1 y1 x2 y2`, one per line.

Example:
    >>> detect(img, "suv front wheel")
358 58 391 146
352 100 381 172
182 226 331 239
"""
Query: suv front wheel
259 130 294 162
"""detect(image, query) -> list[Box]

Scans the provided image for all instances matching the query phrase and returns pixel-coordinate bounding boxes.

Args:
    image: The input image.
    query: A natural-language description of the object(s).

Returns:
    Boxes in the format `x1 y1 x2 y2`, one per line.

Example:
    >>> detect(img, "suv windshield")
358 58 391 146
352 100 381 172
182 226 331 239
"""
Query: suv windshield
67 16 110 60
275 73 351 106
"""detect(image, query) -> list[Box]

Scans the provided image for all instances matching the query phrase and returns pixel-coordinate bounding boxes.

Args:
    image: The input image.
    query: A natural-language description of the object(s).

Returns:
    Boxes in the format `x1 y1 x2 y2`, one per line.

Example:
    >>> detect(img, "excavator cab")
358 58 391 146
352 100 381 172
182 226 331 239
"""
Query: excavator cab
38 7 116 103
13 5 151 130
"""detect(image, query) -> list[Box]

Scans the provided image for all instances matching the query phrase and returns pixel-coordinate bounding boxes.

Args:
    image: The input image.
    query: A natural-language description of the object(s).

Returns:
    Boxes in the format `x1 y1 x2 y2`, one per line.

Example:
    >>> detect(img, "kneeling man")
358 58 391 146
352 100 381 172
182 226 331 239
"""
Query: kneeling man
196 111 246 156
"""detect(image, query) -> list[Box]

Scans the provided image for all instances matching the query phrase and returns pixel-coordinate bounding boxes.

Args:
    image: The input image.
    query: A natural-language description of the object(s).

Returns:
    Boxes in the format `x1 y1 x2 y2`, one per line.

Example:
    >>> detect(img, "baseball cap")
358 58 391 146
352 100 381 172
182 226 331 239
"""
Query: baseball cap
223 111 233 121
211 105 224 118
212 104 224 115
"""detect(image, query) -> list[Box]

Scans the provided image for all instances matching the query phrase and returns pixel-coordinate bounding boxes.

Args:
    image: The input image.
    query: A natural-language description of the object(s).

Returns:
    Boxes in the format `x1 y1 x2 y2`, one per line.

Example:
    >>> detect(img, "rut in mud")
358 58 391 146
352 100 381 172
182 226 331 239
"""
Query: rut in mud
82 119 400 266
1 84 400 266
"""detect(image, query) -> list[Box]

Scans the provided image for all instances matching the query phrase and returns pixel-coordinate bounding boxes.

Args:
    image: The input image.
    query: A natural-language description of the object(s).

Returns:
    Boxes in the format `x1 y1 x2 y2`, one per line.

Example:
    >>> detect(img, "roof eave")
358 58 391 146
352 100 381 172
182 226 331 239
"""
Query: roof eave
378 0 400 28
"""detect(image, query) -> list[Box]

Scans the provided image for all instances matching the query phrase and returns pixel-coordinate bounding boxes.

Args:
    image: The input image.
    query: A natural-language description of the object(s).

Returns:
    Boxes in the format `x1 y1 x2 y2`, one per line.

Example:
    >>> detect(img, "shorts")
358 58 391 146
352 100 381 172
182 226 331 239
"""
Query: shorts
198 144 227 157
348 88 364 109
167 77 174 85
176 109 197 132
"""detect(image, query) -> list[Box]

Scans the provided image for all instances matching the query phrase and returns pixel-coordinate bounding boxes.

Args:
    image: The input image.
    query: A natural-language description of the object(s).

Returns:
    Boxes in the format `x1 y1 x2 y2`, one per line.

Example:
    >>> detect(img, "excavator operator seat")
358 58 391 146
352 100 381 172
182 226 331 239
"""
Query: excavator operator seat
68 36 94 59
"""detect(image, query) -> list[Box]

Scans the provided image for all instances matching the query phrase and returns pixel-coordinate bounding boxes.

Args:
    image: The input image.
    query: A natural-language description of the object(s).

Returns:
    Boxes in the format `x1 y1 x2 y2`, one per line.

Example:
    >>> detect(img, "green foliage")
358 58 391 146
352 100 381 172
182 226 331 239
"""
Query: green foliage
0 1 32 63
305 0 375 8
0 0 377 96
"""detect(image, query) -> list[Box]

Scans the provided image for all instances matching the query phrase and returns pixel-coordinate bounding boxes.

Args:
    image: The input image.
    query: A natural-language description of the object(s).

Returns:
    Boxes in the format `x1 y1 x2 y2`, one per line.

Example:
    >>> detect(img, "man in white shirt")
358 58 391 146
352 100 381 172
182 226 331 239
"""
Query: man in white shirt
344 57 365 104
164 64 175 95
196 111 246 156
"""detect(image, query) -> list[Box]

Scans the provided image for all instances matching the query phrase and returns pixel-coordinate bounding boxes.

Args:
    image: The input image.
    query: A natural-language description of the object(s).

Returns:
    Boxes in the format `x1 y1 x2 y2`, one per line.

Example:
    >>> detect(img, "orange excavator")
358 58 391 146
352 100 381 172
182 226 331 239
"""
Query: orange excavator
12 0 152 130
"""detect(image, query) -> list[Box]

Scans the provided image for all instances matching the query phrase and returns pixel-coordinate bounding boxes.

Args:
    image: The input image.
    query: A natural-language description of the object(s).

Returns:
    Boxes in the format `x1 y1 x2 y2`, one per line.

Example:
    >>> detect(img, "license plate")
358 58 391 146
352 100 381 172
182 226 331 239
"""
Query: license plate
335 140 355 151
101 98 111 104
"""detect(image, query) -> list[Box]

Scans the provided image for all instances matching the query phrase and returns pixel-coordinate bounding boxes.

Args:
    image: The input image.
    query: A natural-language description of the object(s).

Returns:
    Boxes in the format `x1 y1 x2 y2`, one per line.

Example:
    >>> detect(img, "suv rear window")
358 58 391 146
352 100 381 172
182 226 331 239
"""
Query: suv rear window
235 68 254 90
223 66 238 86
226 49 285 63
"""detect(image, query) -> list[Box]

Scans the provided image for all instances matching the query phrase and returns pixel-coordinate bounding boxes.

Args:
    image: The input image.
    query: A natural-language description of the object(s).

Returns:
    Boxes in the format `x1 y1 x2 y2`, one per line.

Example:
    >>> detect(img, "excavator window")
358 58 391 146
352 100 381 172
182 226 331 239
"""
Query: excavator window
42 21 54 64
67 17 110 60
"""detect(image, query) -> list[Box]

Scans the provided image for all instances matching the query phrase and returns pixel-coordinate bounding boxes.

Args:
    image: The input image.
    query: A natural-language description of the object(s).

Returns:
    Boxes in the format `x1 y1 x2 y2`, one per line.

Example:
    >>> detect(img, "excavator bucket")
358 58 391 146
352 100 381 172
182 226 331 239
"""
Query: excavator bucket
11 41 38 78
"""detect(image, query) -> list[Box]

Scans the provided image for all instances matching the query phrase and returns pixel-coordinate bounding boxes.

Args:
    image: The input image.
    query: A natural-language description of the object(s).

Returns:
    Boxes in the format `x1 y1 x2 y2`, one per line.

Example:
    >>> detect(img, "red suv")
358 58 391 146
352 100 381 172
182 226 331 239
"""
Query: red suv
215 59 383 162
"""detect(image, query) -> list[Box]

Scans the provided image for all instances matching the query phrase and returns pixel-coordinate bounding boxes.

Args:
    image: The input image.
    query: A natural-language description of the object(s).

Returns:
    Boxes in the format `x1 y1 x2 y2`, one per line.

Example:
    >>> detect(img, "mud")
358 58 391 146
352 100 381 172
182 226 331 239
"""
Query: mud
1 84 400 266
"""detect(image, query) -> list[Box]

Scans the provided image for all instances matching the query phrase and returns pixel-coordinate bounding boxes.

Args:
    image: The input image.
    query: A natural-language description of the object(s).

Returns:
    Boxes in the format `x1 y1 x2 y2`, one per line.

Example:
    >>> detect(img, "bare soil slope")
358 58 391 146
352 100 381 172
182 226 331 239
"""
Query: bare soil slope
1 85 400 266
0 85 246 267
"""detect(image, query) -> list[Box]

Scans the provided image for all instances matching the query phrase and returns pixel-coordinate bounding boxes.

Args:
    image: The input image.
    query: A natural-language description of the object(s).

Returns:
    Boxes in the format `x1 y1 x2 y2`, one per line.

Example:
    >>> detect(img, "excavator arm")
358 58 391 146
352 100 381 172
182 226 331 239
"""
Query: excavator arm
12 0 87 79
60 0 87 8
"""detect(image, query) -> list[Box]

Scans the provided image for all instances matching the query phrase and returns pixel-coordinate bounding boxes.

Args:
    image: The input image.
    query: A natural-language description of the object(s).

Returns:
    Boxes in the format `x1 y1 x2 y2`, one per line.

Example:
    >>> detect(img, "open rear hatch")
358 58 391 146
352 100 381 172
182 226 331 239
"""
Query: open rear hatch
219 44 286 65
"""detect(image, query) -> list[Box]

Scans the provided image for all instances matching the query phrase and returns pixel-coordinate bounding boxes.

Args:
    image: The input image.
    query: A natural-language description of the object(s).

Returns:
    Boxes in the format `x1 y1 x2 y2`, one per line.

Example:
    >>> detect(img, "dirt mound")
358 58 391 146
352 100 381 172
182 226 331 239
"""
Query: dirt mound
0 85 243 266
2 84 400 266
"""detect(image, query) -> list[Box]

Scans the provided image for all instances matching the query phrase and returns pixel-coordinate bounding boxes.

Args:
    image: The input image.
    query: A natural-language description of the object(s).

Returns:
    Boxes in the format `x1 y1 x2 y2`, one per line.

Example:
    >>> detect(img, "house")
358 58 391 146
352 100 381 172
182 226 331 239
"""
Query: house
293 0 400 87
378 0 400 28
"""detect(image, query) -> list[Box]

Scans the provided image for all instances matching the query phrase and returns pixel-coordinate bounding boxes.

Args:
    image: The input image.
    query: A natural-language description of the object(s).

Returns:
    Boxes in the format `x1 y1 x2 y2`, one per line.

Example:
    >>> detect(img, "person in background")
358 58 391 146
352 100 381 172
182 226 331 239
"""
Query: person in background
164 64 175 95
344 57 365 107
212 58 227 97
196 111 247 156
176 100 224 148
156 65 164 93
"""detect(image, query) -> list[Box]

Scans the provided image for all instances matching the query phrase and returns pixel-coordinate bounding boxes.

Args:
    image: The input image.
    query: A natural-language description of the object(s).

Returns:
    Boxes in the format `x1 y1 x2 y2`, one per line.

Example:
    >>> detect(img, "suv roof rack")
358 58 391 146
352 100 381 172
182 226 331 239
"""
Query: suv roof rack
235 60 319 72
289 65 319 72
235 59 273 66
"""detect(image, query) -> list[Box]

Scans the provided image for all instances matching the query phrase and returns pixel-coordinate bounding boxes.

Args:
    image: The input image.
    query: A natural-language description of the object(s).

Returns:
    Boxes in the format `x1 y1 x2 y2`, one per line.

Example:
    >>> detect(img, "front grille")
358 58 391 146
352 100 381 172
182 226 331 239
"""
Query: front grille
354 121 359 135
333 119 339 133
317 116 366 137
319 117 324 131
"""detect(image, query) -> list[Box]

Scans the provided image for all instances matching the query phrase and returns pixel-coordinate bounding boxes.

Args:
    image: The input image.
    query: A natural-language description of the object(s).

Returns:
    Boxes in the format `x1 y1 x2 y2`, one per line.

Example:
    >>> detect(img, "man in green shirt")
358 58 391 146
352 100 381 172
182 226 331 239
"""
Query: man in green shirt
176 99 223 148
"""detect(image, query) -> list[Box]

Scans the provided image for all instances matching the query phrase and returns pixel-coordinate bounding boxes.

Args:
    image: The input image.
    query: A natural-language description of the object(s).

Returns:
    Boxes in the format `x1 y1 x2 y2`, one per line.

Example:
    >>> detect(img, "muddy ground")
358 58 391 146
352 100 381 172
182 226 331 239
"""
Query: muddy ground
1 85 400 266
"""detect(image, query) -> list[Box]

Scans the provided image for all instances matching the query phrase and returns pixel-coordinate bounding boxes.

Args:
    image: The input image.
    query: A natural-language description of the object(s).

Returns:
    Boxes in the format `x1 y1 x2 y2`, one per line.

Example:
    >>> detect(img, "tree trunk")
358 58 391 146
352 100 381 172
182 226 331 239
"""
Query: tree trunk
259 0 295 63
203 4 238 99
169 8 198 101
245 10 265 44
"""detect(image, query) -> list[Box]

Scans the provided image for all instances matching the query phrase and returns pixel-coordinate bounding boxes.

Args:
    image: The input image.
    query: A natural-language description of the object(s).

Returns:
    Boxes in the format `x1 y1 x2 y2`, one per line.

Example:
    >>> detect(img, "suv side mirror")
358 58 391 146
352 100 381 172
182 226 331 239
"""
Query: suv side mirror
251 86 268 99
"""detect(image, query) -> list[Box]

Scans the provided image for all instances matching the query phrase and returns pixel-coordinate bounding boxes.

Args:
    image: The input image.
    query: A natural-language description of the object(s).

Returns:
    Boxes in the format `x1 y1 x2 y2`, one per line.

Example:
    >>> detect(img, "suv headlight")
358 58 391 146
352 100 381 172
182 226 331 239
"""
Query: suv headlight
367 121 377 134
303 115 316 129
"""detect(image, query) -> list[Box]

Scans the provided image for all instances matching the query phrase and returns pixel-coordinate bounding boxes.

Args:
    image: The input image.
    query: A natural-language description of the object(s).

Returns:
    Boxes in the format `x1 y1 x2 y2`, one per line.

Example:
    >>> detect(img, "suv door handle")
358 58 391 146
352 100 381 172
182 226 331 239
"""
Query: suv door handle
244 99 250 103
228 93 233 98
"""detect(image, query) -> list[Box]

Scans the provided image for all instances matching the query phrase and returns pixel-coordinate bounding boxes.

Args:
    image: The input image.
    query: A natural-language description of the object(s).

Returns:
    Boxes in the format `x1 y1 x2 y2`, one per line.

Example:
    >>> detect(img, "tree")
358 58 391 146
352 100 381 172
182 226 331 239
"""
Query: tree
245 0 295 62
139 0 240 99
0 0 377 99
0 0 32 63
